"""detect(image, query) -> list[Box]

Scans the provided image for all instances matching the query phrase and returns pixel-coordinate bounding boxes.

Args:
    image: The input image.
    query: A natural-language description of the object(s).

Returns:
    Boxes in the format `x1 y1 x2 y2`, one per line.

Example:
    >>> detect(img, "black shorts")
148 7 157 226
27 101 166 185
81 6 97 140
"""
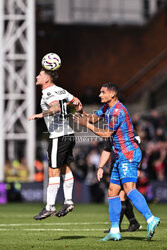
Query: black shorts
47 134 75 168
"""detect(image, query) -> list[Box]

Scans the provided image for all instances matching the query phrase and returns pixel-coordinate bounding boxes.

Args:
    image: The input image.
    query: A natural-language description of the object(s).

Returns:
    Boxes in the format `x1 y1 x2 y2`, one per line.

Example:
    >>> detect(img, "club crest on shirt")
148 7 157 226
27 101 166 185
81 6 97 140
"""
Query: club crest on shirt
114 108 119 114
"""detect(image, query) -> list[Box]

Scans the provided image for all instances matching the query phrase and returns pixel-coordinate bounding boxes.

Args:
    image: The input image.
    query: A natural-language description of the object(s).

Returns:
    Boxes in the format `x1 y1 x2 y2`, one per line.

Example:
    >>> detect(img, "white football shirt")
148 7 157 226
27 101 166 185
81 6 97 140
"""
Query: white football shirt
41 85 74 138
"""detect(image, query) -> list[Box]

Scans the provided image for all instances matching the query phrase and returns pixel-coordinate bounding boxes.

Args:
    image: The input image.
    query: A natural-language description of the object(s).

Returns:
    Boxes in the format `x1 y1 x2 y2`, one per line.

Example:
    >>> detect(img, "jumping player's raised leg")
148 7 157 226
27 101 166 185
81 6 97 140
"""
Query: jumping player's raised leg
33 167 60 220
56 165 74 217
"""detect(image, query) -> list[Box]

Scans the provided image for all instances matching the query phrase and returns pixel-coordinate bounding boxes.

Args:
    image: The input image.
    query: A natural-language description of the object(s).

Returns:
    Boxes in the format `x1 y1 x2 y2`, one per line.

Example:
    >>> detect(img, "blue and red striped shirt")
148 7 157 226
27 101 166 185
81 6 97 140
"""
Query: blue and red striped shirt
96 101 138 156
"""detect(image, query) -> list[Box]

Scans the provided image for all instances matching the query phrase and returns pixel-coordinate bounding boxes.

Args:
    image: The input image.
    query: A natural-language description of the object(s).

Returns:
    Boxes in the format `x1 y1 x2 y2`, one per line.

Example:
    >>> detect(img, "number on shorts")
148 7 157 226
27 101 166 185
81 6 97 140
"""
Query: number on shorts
122 163 128 173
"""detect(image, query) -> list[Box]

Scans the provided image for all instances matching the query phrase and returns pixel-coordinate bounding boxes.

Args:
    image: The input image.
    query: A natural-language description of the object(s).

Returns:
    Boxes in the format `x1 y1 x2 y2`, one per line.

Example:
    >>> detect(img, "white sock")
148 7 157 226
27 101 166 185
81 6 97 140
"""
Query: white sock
46 177 60 211
62 172 74 205
110 227 120 234
147 216 154 224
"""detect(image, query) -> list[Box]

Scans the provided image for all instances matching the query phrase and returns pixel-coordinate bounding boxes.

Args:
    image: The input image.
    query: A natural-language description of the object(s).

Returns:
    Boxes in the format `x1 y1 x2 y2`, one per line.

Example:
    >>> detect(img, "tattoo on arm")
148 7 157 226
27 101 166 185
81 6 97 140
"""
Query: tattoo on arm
42 102 60 117
42 109 55 117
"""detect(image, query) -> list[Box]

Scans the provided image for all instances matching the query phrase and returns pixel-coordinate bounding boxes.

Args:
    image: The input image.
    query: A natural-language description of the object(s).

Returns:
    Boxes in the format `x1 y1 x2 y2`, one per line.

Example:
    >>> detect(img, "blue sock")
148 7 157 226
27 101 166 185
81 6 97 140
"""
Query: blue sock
108 196 121 228
127 189 153 221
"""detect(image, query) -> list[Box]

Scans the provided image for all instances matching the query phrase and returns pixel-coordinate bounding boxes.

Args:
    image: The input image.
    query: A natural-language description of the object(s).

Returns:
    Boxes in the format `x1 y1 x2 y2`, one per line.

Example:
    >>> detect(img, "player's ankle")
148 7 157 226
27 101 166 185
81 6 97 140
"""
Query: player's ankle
46 205 56 211
64 199 74 205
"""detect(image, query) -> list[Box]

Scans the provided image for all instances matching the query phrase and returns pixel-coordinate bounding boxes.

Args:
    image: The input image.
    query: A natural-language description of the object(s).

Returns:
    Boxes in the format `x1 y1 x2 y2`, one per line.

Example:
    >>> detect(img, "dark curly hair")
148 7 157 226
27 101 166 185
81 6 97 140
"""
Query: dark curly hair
41 68 58 84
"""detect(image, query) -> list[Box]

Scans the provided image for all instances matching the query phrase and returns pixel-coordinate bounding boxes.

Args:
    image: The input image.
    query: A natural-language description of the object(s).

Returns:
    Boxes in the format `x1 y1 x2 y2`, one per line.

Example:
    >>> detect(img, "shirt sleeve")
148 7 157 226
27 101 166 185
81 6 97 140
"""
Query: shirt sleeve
107 109 124 131
43 89 74 106
103 138 112 152
103 138 116 165
43 93 58 106
65 90 74 102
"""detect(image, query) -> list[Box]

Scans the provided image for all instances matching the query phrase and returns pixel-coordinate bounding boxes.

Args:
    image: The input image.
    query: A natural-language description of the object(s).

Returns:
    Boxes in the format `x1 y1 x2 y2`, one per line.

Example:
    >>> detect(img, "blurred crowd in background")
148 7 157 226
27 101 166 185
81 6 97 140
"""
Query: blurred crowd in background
3 108 167 203
72 108 167 203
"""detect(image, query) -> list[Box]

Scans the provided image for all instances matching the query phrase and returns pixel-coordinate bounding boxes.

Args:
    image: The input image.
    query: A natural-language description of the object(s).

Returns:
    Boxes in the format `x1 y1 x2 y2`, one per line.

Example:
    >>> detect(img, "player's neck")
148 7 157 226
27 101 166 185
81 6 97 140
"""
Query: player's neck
41 82 55 90
108 99 118 108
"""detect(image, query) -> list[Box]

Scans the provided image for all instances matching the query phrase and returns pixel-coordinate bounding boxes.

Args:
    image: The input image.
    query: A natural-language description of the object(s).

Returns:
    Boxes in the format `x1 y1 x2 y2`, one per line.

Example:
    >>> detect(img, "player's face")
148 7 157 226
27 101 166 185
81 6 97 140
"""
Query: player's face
36 70 49 86
99 87 116 103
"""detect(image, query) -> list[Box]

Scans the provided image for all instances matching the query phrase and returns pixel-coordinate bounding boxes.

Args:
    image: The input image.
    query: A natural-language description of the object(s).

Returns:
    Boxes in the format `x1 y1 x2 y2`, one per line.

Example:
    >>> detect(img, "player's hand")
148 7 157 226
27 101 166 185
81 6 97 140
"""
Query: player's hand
28 113 43 120
75 102 83 112
72 97 83 112
97 168 103 182
73 113 89 127
72 97 80 106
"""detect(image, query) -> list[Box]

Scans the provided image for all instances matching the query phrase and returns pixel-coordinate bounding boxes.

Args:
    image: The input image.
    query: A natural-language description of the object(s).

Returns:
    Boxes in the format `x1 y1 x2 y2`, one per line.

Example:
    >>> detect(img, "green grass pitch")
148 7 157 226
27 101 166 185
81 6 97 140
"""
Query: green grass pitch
0 203 166 250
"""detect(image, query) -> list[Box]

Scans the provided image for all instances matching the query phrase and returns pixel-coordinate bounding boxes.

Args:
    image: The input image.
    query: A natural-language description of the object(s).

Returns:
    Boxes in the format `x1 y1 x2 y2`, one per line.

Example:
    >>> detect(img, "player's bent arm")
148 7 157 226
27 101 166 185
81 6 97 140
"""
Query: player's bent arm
74 113 113 137
80 111 101 124
87 123 113 138
43 101 61 116
70 97 83 112
28 102 61 120
71 96 80 105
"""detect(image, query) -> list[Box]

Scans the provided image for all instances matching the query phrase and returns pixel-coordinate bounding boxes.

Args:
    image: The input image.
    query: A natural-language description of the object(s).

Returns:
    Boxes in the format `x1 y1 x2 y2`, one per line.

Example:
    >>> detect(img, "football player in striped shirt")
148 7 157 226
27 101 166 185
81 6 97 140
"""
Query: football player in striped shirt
74 83 160 241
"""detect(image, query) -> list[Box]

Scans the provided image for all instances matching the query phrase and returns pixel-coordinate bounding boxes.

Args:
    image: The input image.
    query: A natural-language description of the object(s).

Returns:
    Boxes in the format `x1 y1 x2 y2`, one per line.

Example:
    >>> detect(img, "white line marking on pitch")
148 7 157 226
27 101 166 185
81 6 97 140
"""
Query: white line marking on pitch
24 229 107 231
0 222 110 227
0 228 107 231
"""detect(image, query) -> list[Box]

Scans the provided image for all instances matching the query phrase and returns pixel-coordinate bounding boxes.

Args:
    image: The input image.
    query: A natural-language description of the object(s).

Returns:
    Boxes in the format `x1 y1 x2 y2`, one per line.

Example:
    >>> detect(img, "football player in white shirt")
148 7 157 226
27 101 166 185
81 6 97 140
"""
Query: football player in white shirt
29 68 82 220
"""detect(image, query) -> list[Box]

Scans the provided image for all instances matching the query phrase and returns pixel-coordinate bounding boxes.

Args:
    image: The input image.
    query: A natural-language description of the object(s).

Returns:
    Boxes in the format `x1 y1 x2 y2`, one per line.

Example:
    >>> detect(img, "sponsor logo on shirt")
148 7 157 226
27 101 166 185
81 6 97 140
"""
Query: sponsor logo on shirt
46 95 55 100
55 90 66 95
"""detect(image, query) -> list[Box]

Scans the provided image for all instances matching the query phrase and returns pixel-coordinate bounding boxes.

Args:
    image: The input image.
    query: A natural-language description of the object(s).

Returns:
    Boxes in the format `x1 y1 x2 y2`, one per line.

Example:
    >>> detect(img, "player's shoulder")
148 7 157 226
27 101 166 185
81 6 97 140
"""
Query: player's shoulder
42 86 56 99
54 86 72 98
116 101 124 109
116 102 128 115
110 101 123 115
43 85 67 97
54 85 66 93
119 102 128 111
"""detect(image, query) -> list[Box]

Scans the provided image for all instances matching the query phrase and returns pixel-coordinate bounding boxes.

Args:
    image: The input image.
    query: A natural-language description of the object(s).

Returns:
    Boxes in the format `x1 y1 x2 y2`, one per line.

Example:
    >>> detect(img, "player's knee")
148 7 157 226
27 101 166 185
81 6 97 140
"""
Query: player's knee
108 186 120 197
48 167 60 177
123 182 136 194
108 189 113 197
61 165 71 175
119 190 126 201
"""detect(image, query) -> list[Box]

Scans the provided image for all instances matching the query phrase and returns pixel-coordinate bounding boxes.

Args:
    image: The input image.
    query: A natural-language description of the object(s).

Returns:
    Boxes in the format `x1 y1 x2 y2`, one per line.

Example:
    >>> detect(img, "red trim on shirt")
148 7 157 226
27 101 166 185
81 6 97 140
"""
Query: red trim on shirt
103 104 108 113
121 105 138 149
71 96 75 103
108 102 120 129
109 102 127 152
